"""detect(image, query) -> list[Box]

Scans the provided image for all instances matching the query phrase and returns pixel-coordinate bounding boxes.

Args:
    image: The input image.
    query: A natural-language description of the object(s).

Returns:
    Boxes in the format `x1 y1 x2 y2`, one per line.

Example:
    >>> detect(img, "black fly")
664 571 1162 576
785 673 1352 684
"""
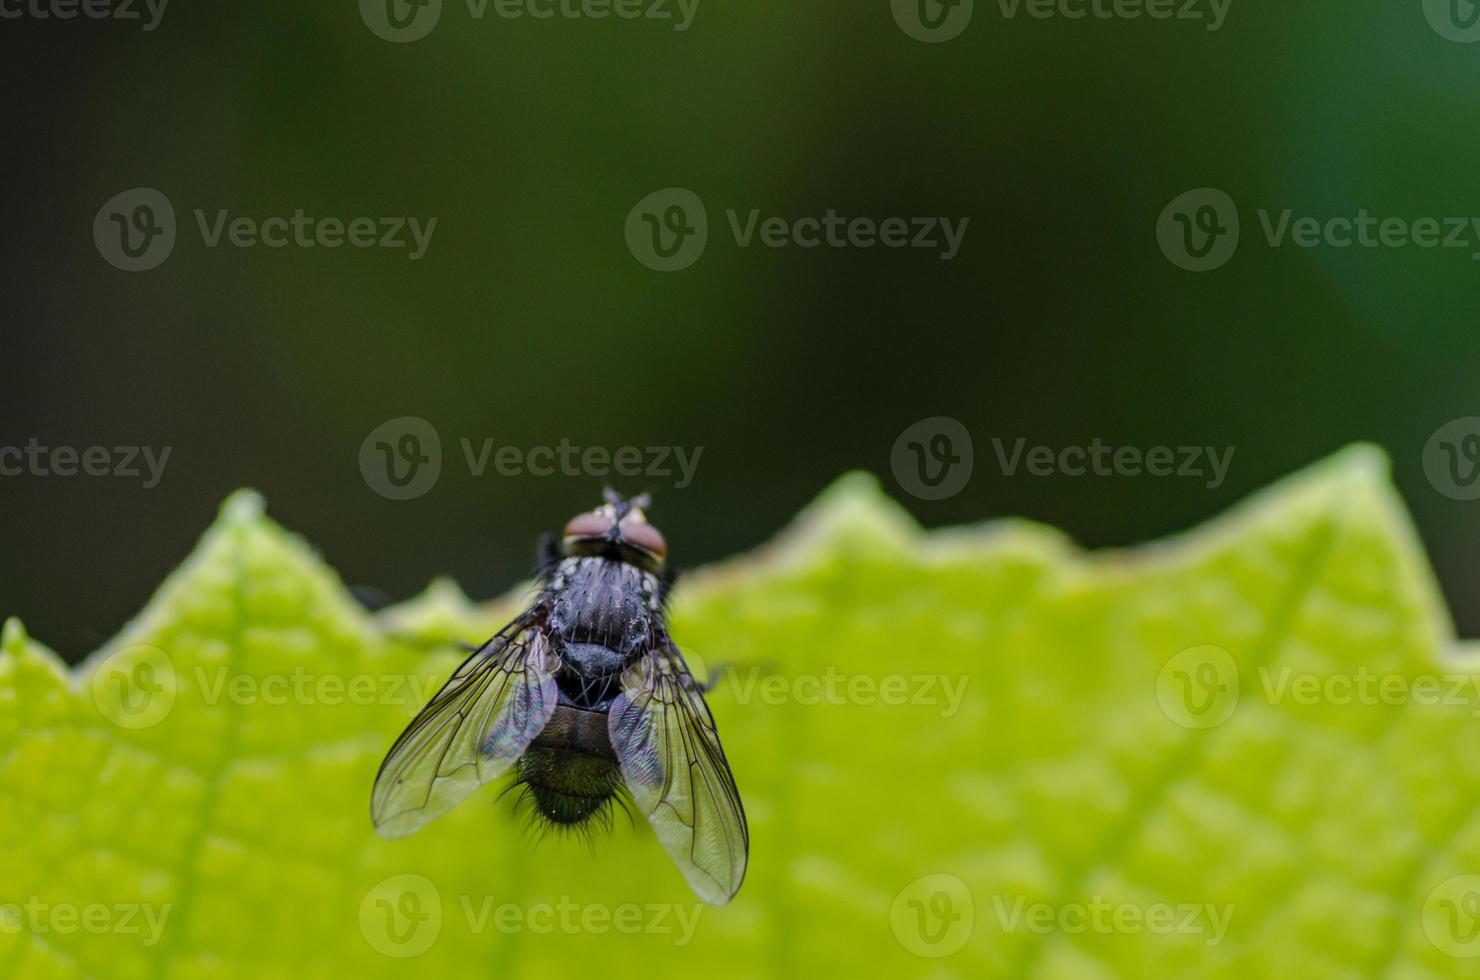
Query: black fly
371 490 748 905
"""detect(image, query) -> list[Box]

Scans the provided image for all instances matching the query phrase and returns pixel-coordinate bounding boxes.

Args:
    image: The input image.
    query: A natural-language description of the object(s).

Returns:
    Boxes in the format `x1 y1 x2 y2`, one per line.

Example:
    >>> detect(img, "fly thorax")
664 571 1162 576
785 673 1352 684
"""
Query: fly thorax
551 645 625 710
560 642 627 679
547 556 658 657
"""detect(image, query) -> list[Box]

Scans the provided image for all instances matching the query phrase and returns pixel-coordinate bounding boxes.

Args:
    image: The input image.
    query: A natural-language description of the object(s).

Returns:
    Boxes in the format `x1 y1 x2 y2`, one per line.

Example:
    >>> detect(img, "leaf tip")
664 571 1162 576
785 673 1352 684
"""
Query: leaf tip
1321 441 1390 483
422 576 475 611
0 616 71 685
1 616 29 651
812 469 889 503
793 469 920 549
378 576 503 642
219 488 267 525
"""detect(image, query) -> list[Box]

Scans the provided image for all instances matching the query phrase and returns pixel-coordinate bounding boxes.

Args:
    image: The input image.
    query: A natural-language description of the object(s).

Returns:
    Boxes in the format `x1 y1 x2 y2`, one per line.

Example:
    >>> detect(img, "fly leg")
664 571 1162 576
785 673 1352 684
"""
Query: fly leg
695 657 777 696
657 565 681 606
382 633 480 654
355 585 482 653
537 532 562 579
697 660 731 694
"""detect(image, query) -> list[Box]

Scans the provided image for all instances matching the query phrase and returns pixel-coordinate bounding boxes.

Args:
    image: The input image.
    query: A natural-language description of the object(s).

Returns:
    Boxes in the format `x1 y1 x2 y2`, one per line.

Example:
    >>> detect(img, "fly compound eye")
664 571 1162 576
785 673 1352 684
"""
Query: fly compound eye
621 519 667 558
564 511 614 540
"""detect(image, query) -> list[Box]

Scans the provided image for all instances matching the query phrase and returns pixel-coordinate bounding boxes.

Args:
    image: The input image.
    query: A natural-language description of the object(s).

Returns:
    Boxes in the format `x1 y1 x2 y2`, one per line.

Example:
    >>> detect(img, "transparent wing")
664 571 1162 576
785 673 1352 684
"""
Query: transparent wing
609 644 748 905
372 620 559 838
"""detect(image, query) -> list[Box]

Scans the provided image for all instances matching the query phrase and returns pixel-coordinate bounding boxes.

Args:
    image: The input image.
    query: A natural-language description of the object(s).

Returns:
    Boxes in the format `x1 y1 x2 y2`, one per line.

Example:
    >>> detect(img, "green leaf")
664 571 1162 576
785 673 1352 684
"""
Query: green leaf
4 445 1480 978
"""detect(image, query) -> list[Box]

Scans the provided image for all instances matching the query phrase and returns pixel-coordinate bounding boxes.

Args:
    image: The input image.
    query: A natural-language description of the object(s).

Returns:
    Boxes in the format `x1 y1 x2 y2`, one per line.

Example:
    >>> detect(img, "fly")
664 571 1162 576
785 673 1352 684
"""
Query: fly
370 490 748 906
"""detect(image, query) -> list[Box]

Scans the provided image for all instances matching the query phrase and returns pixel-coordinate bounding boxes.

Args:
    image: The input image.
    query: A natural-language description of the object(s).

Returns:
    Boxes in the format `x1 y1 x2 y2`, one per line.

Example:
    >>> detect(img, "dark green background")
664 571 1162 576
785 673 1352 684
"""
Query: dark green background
2 0 1478 659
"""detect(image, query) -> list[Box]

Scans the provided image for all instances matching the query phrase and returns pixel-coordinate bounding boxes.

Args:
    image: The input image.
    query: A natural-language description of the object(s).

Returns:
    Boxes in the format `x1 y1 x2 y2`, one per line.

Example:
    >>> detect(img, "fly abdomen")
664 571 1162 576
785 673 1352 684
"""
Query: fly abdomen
518 749 622 825
519 704 623 827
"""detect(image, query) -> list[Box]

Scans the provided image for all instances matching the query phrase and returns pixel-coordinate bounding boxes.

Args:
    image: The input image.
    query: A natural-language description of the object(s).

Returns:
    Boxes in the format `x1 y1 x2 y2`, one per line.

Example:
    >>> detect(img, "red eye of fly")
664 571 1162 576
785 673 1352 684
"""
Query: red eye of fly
563 512 614 539
621 519 667 558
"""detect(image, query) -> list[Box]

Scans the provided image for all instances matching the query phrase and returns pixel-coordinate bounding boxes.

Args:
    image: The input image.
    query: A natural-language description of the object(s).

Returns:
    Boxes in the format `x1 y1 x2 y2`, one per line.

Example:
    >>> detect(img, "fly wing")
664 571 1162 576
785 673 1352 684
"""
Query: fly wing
608 644 748 905
372 619 560 838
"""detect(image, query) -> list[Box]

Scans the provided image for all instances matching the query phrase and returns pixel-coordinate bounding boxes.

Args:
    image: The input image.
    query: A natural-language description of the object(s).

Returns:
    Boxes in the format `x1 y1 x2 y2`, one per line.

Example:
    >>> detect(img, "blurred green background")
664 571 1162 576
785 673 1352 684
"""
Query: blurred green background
2 0 1479 659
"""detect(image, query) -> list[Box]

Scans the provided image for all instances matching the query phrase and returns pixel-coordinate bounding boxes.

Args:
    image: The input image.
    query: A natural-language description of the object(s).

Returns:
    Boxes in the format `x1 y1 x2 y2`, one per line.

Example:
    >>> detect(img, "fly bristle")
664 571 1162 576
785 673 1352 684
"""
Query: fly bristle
506 780 626 848
506 752 630 847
